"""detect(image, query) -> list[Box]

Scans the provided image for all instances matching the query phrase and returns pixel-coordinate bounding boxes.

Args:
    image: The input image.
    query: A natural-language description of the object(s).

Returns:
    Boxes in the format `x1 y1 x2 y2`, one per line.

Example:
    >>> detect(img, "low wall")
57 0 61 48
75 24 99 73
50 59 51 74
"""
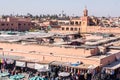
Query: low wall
0 42 94 57
87 26 120 34
0 50 100 66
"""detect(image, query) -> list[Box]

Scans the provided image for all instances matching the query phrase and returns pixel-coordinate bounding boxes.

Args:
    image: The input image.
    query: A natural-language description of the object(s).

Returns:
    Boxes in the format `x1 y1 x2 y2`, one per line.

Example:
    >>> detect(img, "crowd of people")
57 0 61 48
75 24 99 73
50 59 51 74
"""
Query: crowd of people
0 59 120 80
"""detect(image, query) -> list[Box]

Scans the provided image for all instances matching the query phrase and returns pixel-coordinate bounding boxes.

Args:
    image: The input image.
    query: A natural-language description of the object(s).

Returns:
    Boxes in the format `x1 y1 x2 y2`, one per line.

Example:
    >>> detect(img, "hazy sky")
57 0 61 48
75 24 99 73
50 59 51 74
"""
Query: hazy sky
0 0 120 17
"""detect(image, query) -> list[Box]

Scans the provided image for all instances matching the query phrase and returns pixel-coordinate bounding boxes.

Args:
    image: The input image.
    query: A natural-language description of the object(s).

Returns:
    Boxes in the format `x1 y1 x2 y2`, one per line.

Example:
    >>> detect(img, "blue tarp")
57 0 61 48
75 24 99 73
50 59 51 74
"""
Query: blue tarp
71 63 80 66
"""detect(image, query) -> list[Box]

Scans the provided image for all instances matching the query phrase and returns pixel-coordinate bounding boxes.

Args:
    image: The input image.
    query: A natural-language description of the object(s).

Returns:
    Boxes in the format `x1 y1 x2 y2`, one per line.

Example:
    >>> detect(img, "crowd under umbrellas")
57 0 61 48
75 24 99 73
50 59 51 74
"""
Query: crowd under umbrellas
0 53 119 80
0 32 119 80
0 53 97 80
0 53 49 80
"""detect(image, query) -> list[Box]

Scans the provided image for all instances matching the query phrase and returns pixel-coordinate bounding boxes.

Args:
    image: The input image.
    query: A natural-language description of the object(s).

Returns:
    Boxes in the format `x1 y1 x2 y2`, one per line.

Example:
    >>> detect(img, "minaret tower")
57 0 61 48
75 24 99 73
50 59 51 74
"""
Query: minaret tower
83 6 88 17
81 7 89 33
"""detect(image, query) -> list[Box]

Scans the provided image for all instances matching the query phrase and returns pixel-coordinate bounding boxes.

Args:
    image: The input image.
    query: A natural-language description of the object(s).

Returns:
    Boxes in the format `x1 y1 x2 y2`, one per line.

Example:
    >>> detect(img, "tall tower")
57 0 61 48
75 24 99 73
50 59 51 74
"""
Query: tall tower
81 7 89 33
83 7 88 17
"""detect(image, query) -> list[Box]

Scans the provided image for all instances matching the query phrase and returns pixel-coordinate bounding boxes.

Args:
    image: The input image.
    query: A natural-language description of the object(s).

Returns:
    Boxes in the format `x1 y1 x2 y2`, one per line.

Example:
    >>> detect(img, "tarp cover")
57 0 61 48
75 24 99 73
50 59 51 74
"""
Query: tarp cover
27 63 35 69
16 61 26 67
35 63 48 70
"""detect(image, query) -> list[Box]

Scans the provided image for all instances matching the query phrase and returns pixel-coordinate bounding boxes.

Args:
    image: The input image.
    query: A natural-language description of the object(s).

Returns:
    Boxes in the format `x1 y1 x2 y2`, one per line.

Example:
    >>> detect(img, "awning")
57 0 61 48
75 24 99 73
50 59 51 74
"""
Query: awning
71 64 98 70
50 61 71 67
38 68 49 72
103 60 120 70
35 63 49 70
16 61 26 67
6 59 14 64
58 72 70 77
27 62 35 69
88 65 97 69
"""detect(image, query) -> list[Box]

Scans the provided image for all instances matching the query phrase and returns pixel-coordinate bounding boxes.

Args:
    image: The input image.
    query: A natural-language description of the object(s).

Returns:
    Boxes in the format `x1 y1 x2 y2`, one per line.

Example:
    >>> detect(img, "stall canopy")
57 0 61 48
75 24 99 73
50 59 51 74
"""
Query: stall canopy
88 65 98 69
103 59 120 70
6 59 14 64
27 62 35 69
35 63 49 70
50 61 71 67
16 61 26 67
58 72 70 77
71 64 98 70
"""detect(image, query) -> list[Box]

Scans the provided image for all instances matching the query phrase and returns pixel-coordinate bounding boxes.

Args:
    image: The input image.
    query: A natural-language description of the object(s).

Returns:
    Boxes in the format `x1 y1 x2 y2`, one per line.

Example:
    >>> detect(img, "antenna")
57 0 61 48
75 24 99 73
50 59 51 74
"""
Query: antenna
62 10 64 17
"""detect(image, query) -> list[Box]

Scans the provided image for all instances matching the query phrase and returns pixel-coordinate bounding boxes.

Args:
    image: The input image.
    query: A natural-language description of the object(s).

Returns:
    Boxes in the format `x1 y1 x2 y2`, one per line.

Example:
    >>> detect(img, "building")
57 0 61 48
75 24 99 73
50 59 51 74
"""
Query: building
49 8 120 34
50 7 99 34
0 17 34 31
0 31 119 79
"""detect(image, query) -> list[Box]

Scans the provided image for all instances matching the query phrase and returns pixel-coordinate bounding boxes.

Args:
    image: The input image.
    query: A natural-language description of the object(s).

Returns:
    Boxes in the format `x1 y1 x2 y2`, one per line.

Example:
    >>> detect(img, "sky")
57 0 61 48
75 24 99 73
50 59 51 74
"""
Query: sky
0 0 120 17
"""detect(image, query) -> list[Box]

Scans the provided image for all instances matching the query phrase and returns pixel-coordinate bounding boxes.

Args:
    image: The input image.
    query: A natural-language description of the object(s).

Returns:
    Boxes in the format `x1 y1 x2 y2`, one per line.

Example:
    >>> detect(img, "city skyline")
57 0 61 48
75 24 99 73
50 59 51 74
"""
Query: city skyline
0 0 120 17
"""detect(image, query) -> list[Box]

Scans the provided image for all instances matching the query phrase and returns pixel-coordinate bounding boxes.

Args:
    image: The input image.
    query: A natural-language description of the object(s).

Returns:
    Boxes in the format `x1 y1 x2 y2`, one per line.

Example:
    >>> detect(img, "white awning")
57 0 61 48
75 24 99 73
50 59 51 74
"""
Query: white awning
35 63 49 70
88 65 98 69
27 62 35 69
16 61 26 67
58 72 70 77
6 59 14 64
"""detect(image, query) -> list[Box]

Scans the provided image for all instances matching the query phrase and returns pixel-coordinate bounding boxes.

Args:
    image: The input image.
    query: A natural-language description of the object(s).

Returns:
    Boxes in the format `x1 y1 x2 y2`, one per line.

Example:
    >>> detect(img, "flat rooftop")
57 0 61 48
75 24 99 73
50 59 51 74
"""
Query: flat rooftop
89 50 120 59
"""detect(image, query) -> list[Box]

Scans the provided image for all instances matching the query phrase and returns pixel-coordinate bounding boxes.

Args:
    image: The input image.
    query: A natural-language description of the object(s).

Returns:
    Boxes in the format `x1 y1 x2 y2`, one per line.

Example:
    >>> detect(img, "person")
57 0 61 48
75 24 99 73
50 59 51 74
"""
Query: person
84 73 87 80
1 67 5 73
28 71 33 78
8 69 12 78
21 67 23 73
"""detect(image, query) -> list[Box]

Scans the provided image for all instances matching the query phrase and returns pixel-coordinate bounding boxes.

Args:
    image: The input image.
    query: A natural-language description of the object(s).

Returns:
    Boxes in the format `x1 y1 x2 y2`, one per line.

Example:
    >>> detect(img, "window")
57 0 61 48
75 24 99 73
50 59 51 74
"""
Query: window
18 23 21 26
1 23 5 26
66 27 69 31
74 28 77 31
6 29 8 31
70 22 74 25
11 23 13 26
62 27 65 30
75 22 78 25
79 22 81 25
70 28 73 31
31 23 34 25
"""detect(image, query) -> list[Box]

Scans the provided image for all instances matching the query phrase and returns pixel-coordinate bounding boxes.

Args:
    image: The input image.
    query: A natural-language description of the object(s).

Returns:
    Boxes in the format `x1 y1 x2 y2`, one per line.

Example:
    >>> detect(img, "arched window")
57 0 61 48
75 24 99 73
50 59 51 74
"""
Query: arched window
75 21 78 25
6 29 8 31
70 28 73 31
62 27 65 30
79 22 81 25
74 28 77 31
66 27 69 31
70 22 74 25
